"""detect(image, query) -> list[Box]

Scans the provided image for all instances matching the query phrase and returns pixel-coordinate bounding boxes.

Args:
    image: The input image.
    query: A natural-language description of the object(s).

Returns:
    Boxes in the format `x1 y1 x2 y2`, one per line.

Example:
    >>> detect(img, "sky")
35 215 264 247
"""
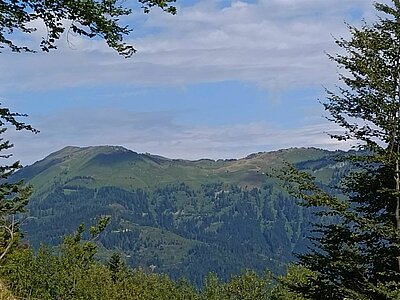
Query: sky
0 0 390 165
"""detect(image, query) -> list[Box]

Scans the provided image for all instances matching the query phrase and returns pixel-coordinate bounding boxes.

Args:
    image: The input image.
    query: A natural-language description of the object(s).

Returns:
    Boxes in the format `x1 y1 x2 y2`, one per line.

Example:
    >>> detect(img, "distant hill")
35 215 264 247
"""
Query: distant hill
15 146 349 286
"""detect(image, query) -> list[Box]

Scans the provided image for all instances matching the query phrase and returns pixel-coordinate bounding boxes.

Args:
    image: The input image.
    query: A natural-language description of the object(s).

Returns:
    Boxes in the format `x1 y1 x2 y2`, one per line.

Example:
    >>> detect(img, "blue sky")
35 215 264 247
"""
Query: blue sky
0 0 389 165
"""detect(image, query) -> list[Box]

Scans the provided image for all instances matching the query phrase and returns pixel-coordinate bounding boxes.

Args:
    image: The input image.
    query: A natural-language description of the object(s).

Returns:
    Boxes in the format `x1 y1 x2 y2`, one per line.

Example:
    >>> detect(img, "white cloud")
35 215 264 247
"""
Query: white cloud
4 107 354 165
0 0 388 164
0 0 389 91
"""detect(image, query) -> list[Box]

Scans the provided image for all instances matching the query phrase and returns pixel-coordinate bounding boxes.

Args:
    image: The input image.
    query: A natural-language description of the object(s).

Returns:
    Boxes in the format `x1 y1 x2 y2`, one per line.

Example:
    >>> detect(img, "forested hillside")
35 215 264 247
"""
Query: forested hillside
14 146 349 285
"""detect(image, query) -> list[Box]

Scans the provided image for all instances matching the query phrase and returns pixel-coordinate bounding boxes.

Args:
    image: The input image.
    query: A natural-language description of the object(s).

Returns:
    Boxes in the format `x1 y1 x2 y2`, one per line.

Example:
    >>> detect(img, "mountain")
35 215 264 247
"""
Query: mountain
14 146 349 286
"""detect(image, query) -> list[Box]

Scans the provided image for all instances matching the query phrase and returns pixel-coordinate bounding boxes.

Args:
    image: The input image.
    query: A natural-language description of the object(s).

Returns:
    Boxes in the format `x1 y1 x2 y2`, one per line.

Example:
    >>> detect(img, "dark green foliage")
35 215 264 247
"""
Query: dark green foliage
23 182 317 286
0 106 36 261
14 146 350 286
276 1 400 299
107 252 127 282
0 0 176 56
0 223 276 299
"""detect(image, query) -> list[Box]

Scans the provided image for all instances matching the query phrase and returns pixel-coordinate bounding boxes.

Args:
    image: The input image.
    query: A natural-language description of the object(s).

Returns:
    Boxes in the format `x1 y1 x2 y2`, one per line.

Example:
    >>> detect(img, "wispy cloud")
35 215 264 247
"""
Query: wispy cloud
0 0 384 164
0 0 387 91
4 107 353 165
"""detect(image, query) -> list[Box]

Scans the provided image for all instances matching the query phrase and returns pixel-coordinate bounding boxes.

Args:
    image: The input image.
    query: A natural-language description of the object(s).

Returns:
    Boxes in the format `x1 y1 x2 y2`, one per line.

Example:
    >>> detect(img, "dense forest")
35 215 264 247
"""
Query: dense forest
2 0 400 299
1 221 307 299
17 146 346 286
25 183 310 284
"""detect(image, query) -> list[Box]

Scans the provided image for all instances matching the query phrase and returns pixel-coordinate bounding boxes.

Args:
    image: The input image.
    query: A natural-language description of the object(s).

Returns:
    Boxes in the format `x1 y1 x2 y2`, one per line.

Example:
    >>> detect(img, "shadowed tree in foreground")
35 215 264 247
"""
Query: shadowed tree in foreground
1 0 176 57
278 1 400 299
0 108 37 261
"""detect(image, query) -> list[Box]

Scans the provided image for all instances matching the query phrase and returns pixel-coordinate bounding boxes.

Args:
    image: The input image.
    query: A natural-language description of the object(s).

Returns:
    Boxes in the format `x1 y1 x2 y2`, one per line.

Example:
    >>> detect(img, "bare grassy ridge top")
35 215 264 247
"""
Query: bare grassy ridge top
15 146 339 196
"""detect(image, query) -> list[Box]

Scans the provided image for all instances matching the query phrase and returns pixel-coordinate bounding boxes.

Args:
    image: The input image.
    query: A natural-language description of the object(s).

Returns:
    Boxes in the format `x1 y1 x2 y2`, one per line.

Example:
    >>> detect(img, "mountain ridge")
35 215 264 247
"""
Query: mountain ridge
15 145 349 286
16 145 344 191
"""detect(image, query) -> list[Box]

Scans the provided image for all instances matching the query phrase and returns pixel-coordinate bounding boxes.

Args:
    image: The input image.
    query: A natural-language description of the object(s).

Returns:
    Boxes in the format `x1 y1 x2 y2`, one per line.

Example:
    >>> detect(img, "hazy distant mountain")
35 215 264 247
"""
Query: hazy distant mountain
15 146 349 286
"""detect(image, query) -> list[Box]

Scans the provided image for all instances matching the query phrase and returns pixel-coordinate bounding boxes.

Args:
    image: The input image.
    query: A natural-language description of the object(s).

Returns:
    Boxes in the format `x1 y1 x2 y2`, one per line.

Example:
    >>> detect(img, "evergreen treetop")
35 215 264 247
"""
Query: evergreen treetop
279 1 400 299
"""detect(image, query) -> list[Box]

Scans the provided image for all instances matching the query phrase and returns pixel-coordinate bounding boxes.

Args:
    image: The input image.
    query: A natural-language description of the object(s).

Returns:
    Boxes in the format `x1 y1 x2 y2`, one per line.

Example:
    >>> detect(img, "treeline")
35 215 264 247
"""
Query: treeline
3 0 400 298
23 181 324 285
0 222 308 300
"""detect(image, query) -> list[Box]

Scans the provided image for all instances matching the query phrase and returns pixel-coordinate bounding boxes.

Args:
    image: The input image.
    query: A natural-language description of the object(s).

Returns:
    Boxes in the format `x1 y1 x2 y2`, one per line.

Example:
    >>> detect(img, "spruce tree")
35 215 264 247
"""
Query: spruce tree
280 1 400 299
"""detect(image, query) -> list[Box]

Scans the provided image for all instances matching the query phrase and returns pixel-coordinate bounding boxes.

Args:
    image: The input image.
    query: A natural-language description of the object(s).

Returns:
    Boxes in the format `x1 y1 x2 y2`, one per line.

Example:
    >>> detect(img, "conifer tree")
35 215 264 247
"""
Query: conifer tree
279 1 400 299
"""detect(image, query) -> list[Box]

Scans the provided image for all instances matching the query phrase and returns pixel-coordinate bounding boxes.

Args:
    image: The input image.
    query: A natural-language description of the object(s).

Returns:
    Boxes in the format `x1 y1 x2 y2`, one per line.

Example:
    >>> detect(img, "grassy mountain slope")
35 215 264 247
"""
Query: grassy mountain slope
15 146 348 285
16 146 340 193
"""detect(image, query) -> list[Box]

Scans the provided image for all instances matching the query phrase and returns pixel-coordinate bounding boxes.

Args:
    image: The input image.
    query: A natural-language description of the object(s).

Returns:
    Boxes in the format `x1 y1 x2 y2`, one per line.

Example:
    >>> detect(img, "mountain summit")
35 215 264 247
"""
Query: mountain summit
16 145 340 194
16 146 347 285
